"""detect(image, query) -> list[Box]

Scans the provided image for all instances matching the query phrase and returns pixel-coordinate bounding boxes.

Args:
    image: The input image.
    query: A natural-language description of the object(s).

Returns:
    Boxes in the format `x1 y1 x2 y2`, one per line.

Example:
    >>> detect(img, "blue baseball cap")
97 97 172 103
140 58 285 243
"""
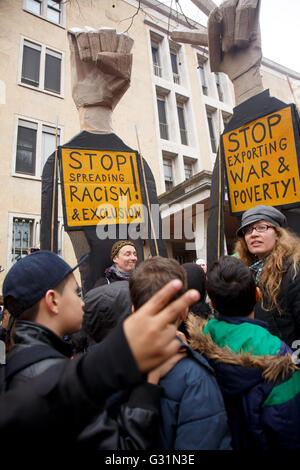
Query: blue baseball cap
3 250 87 316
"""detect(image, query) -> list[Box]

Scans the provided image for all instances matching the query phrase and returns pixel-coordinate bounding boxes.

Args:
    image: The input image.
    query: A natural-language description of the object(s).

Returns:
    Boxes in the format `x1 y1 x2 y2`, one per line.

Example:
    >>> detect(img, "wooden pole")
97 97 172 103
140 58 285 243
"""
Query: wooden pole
50 116 59 252
135 125 159 256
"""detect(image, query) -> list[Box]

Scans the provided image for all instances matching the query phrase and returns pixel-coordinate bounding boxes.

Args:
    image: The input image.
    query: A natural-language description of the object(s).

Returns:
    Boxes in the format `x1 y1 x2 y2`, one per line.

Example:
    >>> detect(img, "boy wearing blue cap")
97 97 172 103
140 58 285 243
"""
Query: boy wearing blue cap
3 250 86 389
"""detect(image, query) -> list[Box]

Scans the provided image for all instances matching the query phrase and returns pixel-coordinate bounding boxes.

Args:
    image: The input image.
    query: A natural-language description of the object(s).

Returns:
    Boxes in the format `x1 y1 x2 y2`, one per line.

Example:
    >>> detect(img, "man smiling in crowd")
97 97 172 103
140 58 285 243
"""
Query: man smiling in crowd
96 240 138 286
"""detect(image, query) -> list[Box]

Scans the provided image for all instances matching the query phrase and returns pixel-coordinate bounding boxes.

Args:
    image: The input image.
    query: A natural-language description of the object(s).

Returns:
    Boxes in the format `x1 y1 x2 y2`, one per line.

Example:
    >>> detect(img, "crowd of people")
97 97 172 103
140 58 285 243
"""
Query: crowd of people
0 205 299 451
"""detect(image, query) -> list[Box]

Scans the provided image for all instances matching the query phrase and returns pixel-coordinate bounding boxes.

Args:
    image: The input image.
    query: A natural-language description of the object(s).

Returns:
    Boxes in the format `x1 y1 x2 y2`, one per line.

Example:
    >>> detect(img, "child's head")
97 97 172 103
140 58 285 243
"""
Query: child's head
129 256 187 321
206 256 257 317
3 250 85 336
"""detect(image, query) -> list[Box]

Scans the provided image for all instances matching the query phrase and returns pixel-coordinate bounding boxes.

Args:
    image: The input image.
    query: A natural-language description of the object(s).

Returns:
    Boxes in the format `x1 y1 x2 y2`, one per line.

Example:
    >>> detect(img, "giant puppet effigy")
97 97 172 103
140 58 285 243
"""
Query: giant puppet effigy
41 28 167 293
171 0 300 269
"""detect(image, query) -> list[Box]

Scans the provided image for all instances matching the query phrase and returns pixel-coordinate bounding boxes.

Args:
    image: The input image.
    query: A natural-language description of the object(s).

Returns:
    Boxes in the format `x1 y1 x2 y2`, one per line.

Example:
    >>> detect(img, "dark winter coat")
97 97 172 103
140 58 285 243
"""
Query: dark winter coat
6 320 72 390
5 320 161 450
157 338 232 450
83 281 132 343
188 315 300 450
1 321 144 450
254 261 300 347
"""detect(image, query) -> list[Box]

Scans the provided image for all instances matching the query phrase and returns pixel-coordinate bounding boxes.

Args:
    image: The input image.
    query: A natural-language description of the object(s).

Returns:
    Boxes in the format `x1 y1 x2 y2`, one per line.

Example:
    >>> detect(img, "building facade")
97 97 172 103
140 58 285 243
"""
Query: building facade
0 0 299 289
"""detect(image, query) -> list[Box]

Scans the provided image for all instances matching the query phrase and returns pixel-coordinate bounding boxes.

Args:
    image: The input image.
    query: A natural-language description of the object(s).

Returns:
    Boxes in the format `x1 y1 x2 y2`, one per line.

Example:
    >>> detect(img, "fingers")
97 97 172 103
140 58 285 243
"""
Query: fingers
170 31 208 47
155 289 200 329
136 279 184 318
96 52 132 79
68 27 134 63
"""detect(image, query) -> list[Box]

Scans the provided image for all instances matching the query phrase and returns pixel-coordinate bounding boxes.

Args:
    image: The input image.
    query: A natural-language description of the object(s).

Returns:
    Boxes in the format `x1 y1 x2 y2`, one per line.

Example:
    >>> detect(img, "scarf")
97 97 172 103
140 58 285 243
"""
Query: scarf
249 257 268 284
104 264 131 282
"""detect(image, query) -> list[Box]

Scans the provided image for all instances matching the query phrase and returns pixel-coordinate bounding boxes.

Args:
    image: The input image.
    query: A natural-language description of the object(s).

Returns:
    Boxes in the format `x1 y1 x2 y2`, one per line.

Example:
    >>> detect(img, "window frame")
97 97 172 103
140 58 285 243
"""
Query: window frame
7 213 64 268
18 36 64 98
12 115 63 180
157 96 169 140
23 0 65 28
163 158 174 192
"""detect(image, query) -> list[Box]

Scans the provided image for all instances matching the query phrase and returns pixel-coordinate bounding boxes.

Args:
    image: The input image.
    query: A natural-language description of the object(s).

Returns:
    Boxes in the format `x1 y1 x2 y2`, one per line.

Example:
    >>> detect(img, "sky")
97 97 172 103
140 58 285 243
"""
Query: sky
159 0 300 73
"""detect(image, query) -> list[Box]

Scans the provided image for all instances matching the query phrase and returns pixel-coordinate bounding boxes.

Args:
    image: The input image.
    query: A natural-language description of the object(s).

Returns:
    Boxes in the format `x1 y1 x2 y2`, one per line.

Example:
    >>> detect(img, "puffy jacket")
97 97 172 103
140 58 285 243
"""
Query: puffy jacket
188 315 300 450
0 321 145 451
6 320 71 390
83 281 131 343
157 338 232 450
6 320 161 450
254 261 300 347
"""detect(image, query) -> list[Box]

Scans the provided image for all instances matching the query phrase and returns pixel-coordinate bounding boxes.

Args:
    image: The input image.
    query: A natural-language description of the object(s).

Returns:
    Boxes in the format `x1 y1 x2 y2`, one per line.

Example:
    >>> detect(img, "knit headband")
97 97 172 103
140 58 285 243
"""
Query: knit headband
111 241 136 260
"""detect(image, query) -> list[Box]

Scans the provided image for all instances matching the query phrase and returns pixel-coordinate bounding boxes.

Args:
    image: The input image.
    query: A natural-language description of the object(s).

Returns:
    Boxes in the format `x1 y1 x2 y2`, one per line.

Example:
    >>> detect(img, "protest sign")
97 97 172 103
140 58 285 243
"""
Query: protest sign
60 148 144 229
223 105 300 215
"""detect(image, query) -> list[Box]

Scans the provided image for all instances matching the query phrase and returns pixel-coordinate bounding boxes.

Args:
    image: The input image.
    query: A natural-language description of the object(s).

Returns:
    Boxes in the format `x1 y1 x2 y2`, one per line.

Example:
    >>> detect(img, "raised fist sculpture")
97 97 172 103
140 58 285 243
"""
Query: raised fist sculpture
68 27 134 133
171 0 263 105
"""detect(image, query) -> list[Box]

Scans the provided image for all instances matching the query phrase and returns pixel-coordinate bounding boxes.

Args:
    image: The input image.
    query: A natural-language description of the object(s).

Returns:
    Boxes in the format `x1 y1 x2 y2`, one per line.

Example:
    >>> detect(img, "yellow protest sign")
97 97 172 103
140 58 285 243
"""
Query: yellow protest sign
222 106 300 214
60 149 144 228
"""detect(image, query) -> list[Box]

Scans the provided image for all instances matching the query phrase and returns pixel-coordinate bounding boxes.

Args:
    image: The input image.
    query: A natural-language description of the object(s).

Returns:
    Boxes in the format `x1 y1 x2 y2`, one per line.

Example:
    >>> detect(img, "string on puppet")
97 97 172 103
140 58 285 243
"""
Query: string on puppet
50 116 59 252
135 125 159 256
217 109 223 260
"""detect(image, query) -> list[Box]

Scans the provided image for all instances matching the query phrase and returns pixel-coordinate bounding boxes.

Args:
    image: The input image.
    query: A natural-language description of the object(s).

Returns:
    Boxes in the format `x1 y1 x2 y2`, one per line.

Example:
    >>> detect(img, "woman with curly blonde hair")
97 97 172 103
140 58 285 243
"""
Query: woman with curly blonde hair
235 205 300 347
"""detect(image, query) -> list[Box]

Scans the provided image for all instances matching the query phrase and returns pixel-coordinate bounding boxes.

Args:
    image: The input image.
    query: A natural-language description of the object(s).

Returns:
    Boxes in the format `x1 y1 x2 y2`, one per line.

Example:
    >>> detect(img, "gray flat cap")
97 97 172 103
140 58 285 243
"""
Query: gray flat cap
237 205 286 237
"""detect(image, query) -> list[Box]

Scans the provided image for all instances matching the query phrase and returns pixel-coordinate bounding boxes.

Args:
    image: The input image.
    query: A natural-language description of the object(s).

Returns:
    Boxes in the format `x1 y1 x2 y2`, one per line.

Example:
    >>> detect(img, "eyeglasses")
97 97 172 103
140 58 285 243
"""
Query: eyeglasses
243 223 275 236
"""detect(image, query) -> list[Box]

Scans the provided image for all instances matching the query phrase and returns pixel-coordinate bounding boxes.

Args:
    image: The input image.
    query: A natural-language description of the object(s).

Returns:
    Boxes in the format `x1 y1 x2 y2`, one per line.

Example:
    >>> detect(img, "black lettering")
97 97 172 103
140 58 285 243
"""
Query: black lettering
120 187 131 200
69 173 75 182
282 179 291 197
82 174 88 182
233 153 241 164
240 190 247 204
246 187 253 202
233 190 239 205
101 154 113 171
279 137 287 151
260 161 271 177
69 151 82 170
94 187 102 201
254 185 262 201
116 154 127 171
82 187 93 202
269 140 277 153
110 186 119 201
252 122 266 143
90 208 100 220
238 126 250 148
246 165 260 183
84 153 96 170
70 185 81 201
228 132 240 152
82 208 89 220
270 181 280 198
267 113 281 139
230 167 244 184
262 183 272 200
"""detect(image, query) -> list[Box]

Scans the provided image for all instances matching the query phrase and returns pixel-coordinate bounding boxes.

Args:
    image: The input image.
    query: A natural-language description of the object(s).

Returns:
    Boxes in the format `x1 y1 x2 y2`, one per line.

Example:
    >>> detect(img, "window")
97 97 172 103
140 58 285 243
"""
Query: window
11 217 37 264
24 0 63 26
157 97 169 140
170 52 180 84
177 104 188 145
163 159 173 191
215 73 224 102
20 38 62 95
207 116 217 153
9 215 63 266
152 44 162 77
198 63 208 95
184 162 193 180
15 118 61 177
